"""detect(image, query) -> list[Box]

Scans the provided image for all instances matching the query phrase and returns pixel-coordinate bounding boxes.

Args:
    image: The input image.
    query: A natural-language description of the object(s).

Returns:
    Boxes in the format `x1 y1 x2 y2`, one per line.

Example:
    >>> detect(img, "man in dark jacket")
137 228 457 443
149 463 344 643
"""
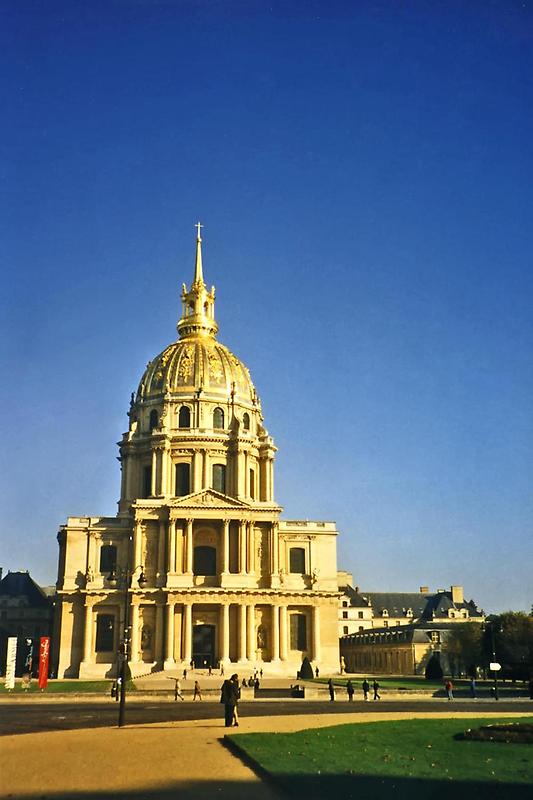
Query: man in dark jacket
221 673 240 727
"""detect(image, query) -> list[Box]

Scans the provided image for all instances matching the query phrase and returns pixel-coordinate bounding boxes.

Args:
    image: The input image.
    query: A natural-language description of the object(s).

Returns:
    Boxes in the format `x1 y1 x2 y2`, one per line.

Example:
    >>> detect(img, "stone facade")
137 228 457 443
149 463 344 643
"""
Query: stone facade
55 227 340 678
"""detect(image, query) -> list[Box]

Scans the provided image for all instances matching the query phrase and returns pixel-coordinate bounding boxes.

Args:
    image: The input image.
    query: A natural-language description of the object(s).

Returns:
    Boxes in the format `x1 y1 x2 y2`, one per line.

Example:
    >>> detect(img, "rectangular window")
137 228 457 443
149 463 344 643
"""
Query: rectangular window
212 464 226 493
342 611 348 619
99 545 117 574
289 547 305 574
342 601 348 607
142 465 152 498
358 611 364 619
175 463 191 497
290 614 307 650
95 614 115 652
249 469 255 499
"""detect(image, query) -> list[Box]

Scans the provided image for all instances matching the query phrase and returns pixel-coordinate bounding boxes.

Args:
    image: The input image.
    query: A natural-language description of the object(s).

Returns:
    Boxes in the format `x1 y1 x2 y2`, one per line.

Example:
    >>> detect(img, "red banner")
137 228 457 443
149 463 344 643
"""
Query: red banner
38 637 50 690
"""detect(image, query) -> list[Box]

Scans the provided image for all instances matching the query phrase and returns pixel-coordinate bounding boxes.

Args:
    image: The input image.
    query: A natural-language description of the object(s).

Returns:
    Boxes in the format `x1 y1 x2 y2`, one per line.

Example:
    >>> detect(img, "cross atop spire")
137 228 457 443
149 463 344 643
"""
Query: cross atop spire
193 221 204 285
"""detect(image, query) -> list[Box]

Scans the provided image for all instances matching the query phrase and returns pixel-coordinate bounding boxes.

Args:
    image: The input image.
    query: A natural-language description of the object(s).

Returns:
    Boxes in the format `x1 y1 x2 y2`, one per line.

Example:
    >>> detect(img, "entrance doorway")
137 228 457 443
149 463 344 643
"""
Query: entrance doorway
192 624 216 668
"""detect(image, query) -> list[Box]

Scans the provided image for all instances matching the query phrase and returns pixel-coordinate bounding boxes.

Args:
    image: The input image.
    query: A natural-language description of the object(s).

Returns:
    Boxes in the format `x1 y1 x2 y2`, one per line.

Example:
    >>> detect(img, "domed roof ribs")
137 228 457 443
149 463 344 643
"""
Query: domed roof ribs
177 223 219 340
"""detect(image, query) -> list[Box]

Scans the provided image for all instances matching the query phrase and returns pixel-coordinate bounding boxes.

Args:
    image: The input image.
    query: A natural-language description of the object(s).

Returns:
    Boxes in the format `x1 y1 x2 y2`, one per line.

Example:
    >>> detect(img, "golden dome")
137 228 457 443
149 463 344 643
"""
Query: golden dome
138 338 258 406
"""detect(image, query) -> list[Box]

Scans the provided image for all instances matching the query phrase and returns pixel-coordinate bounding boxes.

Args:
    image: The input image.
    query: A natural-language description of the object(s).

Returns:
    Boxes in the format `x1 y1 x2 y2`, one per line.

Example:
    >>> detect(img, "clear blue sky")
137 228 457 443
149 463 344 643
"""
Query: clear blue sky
1 1 532 613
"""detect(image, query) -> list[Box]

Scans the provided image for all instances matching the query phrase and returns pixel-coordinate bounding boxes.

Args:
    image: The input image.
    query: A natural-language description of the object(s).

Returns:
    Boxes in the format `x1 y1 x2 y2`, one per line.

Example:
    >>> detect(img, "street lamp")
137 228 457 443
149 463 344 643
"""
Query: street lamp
108 554 147 727
485 620 500 701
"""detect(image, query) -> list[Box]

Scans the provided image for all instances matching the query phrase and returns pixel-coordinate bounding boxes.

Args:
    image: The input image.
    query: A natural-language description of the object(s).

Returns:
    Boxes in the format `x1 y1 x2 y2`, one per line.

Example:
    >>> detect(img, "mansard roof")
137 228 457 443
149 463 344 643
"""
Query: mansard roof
339 586 482 619
0 571 51 607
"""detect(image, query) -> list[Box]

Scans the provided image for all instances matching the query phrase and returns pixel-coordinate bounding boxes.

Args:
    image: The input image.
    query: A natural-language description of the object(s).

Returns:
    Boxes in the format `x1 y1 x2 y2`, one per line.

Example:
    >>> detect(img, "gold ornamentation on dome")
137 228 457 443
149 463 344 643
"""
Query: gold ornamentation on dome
208 350 223 381
177 345 194 381
152 346 173 388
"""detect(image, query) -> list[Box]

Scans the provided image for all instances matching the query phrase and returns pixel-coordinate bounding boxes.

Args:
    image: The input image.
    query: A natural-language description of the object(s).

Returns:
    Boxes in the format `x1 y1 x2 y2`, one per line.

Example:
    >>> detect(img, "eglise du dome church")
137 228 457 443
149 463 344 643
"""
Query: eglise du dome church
55 226 340 678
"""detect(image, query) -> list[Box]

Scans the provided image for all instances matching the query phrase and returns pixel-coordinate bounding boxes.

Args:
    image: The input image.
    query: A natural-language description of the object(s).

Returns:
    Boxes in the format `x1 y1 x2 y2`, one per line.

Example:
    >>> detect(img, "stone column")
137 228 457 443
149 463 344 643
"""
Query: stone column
83 600 94 663
155 603 164 665
165 602 175 665
130 602 140 662
246 604 255 661
167 520 176 574
312 605 321 663
134 521 143 575
157 520 166 582
161 447 168 497
239 603 247 662
151 450 158 496
239 521 247 574
221 520 230 574
185 519 194 575
220 603 230 662
183 602 192 662
271 522 279 575
271 604 280 661
279 604 288 661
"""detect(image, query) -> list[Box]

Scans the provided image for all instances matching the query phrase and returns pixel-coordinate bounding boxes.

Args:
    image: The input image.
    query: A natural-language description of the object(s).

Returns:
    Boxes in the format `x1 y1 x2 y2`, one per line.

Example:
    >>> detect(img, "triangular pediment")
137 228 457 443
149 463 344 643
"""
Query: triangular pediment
170 489 251 510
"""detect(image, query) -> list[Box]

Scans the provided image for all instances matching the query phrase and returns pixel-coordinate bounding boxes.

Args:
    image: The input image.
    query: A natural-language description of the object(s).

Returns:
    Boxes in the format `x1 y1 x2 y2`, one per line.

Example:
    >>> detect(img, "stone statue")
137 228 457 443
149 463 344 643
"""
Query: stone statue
257 624 267 650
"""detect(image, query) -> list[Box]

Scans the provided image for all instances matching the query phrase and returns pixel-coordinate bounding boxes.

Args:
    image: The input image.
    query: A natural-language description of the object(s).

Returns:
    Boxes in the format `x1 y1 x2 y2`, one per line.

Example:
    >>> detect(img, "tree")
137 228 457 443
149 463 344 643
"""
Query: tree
425 654 443 680
443 623 483 677
484 612 533 681
300 656 314 680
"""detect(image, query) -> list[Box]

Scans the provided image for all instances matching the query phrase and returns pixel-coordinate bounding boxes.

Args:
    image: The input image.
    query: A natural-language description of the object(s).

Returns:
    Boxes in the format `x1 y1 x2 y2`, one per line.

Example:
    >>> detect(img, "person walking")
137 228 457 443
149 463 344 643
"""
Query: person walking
328 678 335 701
346 679 354 701
373 680 380 700
169 677 184 701
469 677 476 699
362 679 370 701
315 666 320 678
220 673 241 727
445 679 454 701
193 680 202 701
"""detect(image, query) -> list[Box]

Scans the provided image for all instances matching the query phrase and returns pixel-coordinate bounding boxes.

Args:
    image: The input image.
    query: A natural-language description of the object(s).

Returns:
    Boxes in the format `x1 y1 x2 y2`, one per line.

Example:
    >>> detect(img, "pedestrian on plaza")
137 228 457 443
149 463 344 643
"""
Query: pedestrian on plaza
193 680 202 701
445 679 454 701
183 668 187 680
208 665 212 676
469 678 476 699
328 678 335 701
173 677 184 701
220 662 224 677
190 659 194 670
373 680 380 700
254 677 260 690
315 666 320 679
260 668 263 678
362 678 370 700
346 679 354 701
220 673 241 727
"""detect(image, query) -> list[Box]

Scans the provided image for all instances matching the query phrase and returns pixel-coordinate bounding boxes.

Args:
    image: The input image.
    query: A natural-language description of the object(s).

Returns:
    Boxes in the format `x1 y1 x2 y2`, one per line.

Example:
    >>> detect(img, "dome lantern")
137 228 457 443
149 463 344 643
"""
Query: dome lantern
177 222 218 340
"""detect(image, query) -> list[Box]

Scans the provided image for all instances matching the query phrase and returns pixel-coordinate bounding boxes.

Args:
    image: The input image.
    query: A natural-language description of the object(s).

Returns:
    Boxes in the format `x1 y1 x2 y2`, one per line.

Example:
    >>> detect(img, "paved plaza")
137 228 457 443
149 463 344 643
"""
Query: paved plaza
1 700 531 800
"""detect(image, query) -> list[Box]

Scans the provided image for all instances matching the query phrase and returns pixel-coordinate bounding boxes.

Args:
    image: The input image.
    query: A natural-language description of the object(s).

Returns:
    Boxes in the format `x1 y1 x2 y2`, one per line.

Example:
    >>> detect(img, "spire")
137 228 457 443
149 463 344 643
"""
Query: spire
177 223 218 340
193 221 204 285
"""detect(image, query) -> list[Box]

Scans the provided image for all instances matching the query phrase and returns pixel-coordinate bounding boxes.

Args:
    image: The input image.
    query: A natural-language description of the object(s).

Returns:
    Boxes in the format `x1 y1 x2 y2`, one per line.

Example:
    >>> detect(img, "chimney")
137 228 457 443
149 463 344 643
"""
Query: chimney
451 585 464 604
419 586 429 594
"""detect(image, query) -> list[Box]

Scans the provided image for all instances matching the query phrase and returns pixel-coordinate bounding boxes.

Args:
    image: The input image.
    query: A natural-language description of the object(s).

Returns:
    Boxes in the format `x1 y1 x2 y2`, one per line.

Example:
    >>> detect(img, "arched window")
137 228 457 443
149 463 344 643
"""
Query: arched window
178 406 191 428
193 545 216 576
212 464 226 494
242 412 250 431
99 545 117 574
149 409 159 431
175 463 190 497
213 407 224 429
289 547 306 574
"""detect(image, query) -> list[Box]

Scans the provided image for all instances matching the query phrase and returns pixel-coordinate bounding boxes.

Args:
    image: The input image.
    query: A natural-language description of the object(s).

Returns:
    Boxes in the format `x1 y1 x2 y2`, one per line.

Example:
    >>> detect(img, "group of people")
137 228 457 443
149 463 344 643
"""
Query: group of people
327 678 381 701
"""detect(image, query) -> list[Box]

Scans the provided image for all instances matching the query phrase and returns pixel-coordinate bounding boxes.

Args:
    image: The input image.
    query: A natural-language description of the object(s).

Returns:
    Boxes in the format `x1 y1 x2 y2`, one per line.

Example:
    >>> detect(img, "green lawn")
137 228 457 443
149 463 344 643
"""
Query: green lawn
229 716 533 800
0 680 117 693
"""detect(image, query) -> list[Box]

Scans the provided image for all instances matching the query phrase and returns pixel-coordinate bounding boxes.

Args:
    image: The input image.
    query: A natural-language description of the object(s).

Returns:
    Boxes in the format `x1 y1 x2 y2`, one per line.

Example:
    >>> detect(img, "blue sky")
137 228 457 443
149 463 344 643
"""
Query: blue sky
1 1 532 613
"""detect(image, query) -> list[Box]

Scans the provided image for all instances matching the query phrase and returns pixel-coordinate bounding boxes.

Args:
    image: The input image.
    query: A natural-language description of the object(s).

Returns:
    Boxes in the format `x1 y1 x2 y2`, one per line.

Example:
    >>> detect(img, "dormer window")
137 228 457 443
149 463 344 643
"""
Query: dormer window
213 407 224 429
406 608 413 618
382 609 389 617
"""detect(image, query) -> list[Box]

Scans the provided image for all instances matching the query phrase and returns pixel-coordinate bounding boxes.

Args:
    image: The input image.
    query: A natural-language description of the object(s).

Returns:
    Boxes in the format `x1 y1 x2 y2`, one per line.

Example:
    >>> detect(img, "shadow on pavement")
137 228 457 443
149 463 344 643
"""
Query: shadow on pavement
0 782 278 800
274 774 533 799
